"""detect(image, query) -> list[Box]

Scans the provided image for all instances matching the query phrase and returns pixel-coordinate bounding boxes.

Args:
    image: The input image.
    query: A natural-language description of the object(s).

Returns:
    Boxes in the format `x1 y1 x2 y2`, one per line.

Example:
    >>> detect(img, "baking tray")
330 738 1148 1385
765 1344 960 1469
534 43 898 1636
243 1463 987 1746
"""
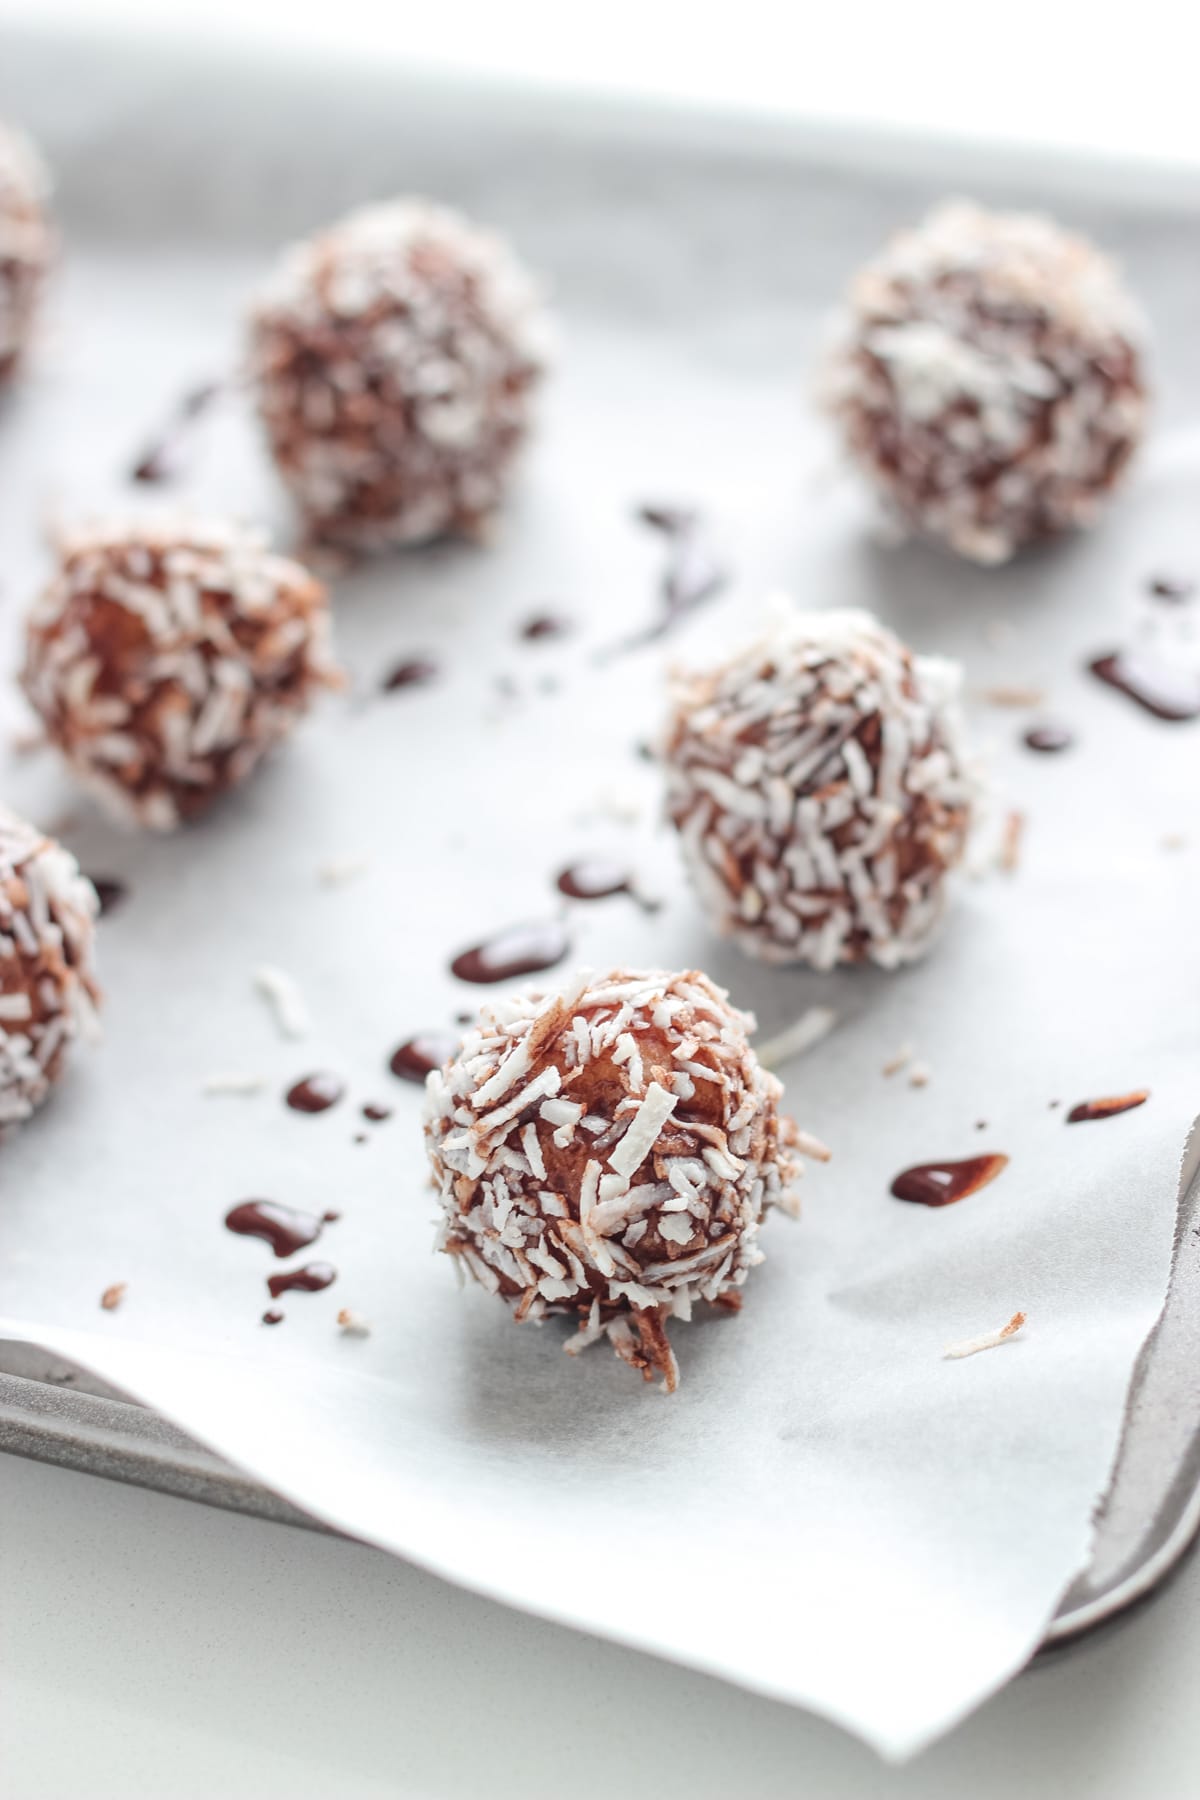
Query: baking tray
5 1146 1199 1649
1 21 1199 1663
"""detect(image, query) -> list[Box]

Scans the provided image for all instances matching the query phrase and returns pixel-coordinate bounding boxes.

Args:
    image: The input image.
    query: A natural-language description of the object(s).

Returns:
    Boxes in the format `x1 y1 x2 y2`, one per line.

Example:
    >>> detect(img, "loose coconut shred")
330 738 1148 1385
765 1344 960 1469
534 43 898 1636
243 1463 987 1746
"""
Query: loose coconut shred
426 967 816 1392
664 608 976 970
944 1311 1027 1360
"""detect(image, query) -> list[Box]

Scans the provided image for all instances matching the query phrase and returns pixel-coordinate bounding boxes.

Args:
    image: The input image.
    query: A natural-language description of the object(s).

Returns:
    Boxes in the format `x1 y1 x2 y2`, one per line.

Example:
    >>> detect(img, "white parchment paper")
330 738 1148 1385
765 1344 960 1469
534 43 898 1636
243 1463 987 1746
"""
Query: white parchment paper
0 44 1199 1756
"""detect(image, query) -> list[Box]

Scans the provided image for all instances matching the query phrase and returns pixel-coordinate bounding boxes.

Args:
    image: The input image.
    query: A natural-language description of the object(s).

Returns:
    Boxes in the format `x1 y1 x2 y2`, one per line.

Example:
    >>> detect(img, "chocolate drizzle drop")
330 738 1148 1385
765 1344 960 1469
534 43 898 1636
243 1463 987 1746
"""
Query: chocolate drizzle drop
389 1033 457 1083
89 877 128 916
225 1200 326 1257
450 921 571 985
1149 576 1194 602
520 614 570 642
362 1102 392 1122
1023 723 1075 753
1089 652 1200 722
285 1072 345 1114
131 380 224 484
556 860 633 901
661 536 726 620
599 504 728 658
262 1308 285 1325
1066 1090 1149 1123
639 504 697 534
890 1154 1010 1208
266 1261 337 1299
382 657 439 693
555 859 659 913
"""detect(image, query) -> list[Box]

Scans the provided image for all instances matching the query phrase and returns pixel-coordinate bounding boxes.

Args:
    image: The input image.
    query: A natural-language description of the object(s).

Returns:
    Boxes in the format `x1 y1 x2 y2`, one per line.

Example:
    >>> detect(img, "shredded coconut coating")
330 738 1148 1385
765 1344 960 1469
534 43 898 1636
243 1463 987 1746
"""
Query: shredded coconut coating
22 517 342 831
425 967 808 1392
821 200 1148 563
0 121 53 379
664 608 975 970
0 806 99 1129
248 199 552 550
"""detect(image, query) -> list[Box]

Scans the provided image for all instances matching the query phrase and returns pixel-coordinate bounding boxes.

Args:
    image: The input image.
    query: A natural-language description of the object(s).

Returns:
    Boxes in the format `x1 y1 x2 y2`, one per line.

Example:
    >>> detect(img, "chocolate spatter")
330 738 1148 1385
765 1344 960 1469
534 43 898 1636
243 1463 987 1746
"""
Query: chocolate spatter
389 1032 458 1084
638 504 698 535
382 657 439 693
1066 1090 1149 1124
323 1210 341 1223
362 1102 392 1122
267 1261 337 1299
225 1200 325 1257
1023 723 1075 753
556 859 633 901
89 877 128 916
285 1072 346 1114
131 379 224 484
262 1308 285 1325
1089 651 1200 722
663 534 727 620
601 504 728 658
450 920 571 985
554 859 660 915
890 1154 1010 1208
520 613 570 642
1149 576 1195 602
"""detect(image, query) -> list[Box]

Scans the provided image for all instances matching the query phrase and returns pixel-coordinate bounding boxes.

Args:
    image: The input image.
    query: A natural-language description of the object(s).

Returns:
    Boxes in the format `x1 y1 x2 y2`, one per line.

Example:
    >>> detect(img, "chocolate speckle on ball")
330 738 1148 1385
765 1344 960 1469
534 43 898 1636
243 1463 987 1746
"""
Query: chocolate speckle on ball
249 199 552 550
822 200 1148 563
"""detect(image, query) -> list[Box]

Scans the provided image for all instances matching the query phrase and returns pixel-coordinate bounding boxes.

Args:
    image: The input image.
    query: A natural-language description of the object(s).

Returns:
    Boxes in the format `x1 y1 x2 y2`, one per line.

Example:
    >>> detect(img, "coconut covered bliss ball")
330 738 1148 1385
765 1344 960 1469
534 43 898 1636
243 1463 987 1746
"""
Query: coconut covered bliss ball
0 808 99 1129
426 967 821 1392
22 518 340 831
664 609 975 971
0 122 53 383
822 200 1148 564
249 199 552 550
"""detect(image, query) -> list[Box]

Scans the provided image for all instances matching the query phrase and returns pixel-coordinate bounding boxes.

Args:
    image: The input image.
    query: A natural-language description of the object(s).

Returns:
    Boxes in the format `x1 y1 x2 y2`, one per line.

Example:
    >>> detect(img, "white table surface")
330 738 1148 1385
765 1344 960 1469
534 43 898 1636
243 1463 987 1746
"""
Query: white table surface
2 0 1200 176
2 1449 1198 1799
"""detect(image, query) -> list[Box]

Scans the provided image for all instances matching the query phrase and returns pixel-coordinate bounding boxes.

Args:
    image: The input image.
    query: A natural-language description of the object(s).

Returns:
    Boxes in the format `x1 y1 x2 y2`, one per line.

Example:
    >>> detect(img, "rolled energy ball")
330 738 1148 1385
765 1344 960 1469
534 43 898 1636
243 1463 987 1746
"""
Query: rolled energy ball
22 517 341 831
0 122 54 383
664 608 974 970
0 807 99 1129
248 199 552 550
822 200 1148 563
426 967 815 1392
